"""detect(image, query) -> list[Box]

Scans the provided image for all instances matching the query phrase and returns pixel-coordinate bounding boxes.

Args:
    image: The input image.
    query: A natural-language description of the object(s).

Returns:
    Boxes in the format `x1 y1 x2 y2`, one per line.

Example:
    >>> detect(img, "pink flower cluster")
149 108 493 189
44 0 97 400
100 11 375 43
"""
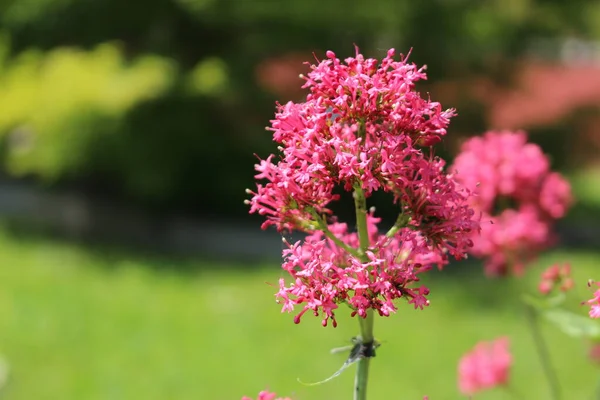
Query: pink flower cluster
589 342 600 364
247 47 475 247
248 47 479 325
538 263 573 295
277 213 445 326
241 391 291 400
458 337 512 396
451 130 573 276
584 281 600 318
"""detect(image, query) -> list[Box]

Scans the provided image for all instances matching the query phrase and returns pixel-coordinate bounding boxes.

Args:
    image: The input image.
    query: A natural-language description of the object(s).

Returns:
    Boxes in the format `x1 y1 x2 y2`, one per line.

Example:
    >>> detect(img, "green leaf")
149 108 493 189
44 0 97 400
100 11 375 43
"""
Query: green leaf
522 292 566 311
542 308 600 339
546 292 567 308
522 294 546 310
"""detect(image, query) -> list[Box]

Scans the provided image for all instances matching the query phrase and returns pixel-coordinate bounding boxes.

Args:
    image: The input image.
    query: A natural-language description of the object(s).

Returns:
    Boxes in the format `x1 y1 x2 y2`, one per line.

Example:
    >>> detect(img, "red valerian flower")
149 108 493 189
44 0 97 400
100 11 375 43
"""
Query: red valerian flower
538 263 573 295
458 337 512 396
247 47 474 244
451 130 573 276
248 47 478 325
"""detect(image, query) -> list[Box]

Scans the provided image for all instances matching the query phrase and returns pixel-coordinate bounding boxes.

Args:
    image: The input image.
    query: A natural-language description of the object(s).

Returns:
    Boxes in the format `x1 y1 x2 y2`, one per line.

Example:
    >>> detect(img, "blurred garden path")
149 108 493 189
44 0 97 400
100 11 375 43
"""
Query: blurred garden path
0 179 596 264
0 179 287 262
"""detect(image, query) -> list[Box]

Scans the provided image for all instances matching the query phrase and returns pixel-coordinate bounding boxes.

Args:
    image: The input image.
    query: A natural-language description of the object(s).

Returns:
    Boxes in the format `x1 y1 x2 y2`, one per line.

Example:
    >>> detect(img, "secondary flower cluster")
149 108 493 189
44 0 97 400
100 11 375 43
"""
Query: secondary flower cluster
277 213 445 327
539 263 573 295
248 47 479 325
451 130 573 276
458 337 512 396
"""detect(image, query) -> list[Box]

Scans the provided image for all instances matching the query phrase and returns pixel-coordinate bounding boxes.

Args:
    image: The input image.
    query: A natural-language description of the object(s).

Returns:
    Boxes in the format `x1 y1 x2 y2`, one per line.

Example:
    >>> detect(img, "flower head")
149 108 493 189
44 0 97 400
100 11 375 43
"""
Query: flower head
539 263 573 295
248 47 478 325
247 47 474 244
451 130 573 276
458 337 512 396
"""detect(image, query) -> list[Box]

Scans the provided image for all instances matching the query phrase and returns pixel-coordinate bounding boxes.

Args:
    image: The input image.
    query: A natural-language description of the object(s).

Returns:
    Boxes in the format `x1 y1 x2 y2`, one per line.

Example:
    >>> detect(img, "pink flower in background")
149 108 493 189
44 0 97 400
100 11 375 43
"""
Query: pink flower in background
538 263 573 295
241 390 292 400
451 130 573 276
248 47 479 325
458 337 512 396
584 281 600 318
471 206 549 276
540 173 573 219
588 342 600 364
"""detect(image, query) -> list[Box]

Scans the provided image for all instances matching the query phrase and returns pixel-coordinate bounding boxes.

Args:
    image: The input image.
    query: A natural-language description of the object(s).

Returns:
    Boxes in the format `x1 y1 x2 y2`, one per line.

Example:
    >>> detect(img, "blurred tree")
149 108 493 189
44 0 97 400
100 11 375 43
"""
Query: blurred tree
0 0 598 218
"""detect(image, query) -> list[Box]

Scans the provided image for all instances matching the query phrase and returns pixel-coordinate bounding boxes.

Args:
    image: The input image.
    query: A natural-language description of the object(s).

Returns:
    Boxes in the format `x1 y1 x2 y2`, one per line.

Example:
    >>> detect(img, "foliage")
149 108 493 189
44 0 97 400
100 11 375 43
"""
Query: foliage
0 0 599 216
0 40 174 180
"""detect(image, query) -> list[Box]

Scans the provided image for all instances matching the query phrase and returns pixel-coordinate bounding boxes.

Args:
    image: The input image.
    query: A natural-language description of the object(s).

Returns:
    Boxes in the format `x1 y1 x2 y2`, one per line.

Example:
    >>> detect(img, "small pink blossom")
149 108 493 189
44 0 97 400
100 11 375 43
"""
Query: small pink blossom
584 281 600 318
538 263 573 295
241 391 292 400
451 130 573 276
458 337 512 396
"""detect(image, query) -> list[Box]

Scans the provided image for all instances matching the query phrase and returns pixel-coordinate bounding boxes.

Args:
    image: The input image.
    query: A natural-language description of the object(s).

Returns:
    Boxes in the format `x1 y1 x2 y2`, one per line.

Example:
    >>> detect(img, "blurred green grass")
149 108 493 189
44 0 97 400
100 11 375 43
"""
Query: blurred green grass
0 230 598 400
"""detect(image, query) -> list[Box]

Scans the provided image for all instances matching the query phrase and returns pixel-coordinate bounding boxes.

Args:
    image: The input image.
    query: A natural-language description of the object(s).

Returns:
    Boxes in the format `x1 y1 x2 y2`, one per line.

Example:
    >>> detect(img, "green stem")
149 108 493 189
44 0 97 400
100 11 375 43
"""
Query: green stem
503 384 525 400
354 311 374 400
524 304 561 400
385 212 409 239
353 183 374 400
310 210 361 258
592 375 600 400
353 184 370 255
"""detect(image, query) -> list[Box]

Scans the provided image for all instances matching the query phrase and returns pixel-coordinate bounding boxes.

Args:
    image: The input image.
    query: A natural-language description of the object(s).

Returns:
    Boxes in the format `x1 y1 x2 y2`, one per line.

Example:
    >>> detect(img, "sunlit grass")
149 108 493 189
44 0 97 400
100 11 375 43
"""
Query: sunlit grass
0 230 598 399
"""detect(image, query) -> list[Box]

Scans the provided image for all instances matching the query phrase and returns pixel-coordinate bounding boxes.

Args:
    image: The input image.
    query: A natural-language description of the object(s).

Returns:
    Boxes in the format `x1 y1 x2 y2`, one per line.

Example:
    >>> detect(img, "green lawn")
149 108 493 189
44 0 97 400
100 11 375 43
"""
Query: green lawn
0 229 598 400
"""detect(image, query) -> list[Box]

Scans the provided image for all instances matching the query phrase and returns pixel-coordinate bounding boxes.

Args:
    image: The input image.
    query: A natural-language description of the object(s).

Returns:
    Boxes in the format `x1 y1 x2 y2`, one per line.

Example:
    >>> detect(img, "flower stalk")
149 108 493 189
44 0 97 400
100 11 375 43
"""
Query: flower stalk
354 311 374 400
247 46 478 396
524 304 561 400
353 183 375 400
311 209 361 258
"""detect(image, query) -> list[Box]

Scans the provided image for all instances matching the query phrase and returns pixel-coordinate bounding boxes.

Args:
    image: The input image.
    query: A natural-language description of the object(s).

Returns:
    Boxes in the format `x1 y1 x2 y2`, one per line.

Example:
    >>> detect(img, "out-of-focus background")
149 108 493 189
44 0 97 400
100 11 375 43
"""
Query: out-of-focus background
0 0 600 399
